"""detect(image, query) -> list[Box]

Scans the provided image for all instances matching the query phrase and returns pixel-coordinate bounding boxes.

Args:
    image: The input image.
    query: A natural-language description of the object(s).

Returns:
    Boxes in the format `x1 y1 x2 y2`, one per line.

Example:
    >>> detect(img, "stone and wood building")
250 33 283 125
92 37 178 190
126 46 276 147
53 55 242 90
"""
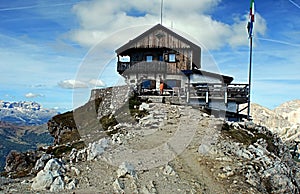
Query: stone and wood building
115 24 249 120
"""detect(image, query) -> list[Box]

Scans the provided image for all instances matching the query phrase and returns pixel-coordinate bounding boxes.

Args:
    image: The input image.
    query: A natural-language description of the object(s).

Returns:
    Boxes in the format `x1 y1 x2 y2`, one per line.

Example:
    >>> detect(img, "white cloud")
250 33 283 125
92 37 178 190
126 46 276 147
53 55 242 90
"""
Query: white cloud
58 79 88 89
58 79 106 89
25 92 44 98
228 13 266 47
69 0 267 50
89 79 106 87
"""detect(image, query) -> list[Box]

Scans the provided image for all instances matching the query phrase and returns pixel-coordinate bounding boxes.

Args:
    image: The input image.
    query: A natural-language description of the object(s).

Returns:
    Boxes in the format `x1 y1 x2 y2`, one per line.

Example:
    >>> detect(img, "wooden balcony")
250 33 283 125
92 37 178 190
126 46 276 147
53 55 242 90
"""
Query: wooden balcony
117 61 185 75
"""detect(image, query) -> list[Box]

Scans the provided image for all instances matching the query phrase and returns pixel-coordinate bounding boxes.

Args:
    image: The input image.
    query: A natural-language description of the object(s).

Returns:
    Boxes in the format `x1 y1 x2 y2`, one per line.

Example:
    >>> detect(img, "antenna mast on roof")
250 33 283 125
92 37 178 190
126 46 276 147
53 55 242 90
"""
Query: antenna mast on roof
160 0 163 25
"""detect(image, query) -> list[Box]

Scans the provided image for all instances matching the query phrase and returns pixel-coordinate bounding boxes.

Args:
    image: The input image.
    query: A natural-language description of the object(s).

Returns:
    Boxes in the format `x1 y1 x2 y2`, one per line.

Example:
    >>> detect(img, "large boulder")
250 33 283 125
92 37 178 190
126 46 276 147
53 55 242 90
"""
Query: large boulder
31 158 68 191
31 169 53 190
44 158 65 178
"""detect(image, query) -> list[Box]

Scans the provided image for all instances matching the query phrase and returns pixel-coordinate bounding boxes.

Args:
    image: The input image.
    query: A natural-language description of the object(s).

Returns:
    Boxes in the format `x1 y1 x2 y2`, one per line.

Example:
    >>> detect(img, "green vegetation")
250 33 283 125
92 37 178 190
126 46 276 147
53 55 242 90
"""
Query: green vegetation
0 130 53 172
45 141 85 158
60 130 82 145
100 115 118 131
221 123 278 155
22 131 53 145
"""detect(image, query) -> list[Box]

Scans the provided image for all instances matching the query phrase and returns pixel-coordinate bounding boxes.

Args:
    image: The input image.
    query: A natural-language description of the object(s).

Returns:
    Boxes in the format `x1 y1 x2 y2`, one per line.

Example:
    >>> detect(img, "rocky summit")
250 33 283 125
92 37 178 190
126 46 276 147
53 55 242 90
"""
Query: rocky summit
0 88 299 193
247 100 300 149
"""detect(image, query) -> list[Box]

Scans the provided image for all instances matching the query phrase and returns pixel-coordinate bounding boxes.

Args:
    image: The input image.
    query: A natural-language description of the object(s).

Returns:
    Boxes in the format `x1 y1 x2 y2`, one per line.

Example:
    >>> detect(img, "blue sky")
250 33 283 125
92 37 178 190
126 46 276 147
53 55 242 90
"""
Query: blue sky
0 0 299 111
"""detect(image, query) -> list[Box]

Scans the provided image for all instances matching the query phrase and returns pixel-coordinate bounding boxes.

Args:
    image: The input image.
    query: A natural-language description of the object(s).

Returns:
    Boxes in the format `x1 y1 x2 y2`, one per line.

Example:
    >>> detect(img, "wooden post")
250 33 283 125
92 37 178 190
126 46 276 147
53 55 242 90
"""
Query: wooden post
187 75 190 103
224 85 228 105
205 91 209 104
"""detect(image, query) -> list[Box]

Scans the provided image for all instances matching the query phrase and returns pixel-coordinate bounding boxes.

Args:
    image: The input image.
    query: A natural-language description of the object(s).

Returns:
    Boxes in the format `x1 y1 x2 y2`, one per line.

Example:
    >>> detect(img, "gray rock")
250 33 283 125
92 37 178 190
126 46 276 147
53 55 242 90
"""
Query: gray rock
66 178 78 190
73 148 87 163
71 166 81 176
235 148 253 160
44 158 65 178
87 138 109 161
117 162 136 178
198 144 211 155
33 153 52 172
113 178 125 193
141 181 158 194
31 170 53 191
69 148 77 163
245 121 256 130
50 176 64 192
163 164 176 176
139 102 150 111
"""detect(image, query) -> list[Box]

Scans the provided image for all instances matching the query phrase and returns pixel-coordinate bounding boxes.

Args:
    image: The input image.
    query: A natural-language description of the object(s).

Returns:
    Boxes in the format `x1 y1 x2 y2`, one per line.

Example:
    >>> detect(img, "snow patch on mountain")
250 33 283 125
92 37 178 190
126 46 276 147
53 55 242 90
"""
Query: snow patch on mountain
0 101 59 126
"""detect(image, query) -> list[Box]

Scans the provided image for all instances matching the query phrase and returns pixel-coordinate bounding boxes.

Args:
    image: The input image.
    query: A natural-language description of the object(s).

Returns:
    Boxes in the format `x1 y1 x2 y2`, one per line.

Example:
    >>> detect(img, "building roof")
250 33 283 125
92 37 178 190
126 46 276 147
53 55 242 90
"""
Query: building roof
115 24 201 54
182 69 234 84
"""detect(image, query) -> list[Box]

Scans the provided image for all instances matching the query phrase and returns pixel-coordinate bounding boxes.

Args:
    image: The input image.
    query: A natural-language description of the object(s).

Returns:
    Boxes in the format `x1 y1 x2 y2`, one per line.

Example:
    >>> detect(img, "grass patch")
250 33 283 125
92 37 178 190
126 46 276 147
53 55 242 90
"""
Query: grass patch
100 115 118 131
222 123 277 154
45 141 85 158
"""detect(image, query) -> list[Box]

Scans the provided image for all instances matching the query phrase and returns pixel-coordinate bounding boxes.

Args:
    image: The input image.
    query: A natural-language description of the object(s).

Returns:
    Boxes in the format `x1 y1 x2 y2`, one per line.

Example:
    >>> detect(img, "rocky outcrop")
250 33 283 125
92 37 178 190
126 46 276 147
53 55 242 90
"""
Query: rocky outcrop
47 86 133 145
90 86 131 118
4 150 39 177
248 100 300 144
216 122 300 193
274 99 300 124
57 102 300 193
68 138 110 162
47 111 81 145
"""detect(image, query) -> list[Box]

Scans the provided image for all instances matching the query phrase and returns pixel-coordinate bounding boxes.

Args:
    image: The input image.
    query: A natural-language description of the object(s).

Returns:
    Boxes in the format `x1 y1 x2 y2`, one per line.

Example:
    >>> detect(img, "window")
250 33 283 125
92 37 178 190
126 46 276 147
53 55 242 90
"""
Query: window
141 80 156 89
146 55 153 62
158 55 163 61
165 79 181 89
119 55 130 62
169 54 176 62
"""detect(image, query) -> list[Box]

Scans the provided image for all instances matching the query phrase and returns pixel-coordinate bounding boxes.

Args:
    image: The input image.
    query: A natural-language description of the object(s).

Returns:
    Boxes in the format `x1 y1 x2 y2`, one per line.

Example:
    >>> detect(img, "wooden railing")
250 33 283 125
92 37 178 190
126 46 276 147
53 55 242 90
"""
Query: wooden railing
188 83 249 104
117 61 182 74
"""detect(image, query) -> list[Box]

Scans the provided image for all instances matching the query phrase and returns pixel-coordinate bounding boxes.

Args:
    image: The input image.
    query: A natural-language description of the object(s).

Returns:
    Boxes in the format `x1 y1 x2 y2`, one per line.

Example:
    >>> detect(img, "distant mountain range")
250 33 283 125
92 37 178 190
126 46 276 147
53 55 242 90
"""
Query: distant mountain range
0 101 58 171
248 99 300 143
0 101 59 126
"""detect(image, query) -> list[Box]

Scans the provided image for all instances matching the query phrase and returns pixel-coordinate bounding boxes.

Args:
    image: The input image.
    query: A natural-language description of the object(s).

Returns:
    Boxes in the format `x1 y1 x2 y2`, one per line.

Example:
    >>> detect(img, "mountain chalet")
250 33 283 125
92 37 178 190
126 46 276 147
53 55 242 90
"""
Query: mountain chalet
115 24 249 120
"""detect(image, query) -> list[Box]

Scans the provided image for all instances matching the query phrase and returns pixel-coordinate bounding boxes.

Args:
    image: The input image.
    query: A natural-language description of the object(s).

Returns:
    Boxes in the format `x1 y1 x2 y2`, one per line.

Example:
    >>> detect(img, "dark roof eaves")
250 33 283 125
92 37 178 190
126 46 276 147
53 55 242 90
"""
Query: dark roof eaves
115 24 200 54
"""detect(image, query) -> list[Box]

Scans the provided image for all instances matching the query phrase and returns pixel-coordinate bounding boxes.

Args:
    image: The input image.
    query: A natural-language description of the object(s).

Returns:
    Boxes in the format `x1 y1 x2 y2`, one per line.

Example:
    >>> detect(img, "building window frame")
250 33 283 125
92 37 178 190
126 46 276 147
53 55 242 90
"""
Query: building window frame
168 53 176 62
146 55 153 62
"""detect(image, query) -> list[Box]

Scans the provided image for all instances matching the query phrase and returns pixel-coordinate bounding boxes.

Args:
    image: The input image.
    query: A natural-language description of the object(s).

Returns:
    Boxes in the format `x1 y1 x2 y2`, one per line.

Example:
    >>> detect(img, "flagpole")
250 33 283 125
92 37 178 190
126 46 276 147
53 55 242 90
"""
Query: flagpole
160 0 163 25
247 0 254 120
247 36 253 120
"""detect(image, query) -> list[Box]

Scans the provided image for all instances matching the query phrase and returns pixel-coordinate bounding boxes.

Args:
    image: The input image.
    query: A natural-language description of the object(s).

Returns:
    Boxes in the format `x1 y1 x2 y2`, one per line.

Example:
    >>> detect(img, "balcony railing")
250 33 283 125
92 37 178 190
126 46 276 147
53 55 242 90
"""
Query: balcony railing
117 61 183 74
189 83 249 104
